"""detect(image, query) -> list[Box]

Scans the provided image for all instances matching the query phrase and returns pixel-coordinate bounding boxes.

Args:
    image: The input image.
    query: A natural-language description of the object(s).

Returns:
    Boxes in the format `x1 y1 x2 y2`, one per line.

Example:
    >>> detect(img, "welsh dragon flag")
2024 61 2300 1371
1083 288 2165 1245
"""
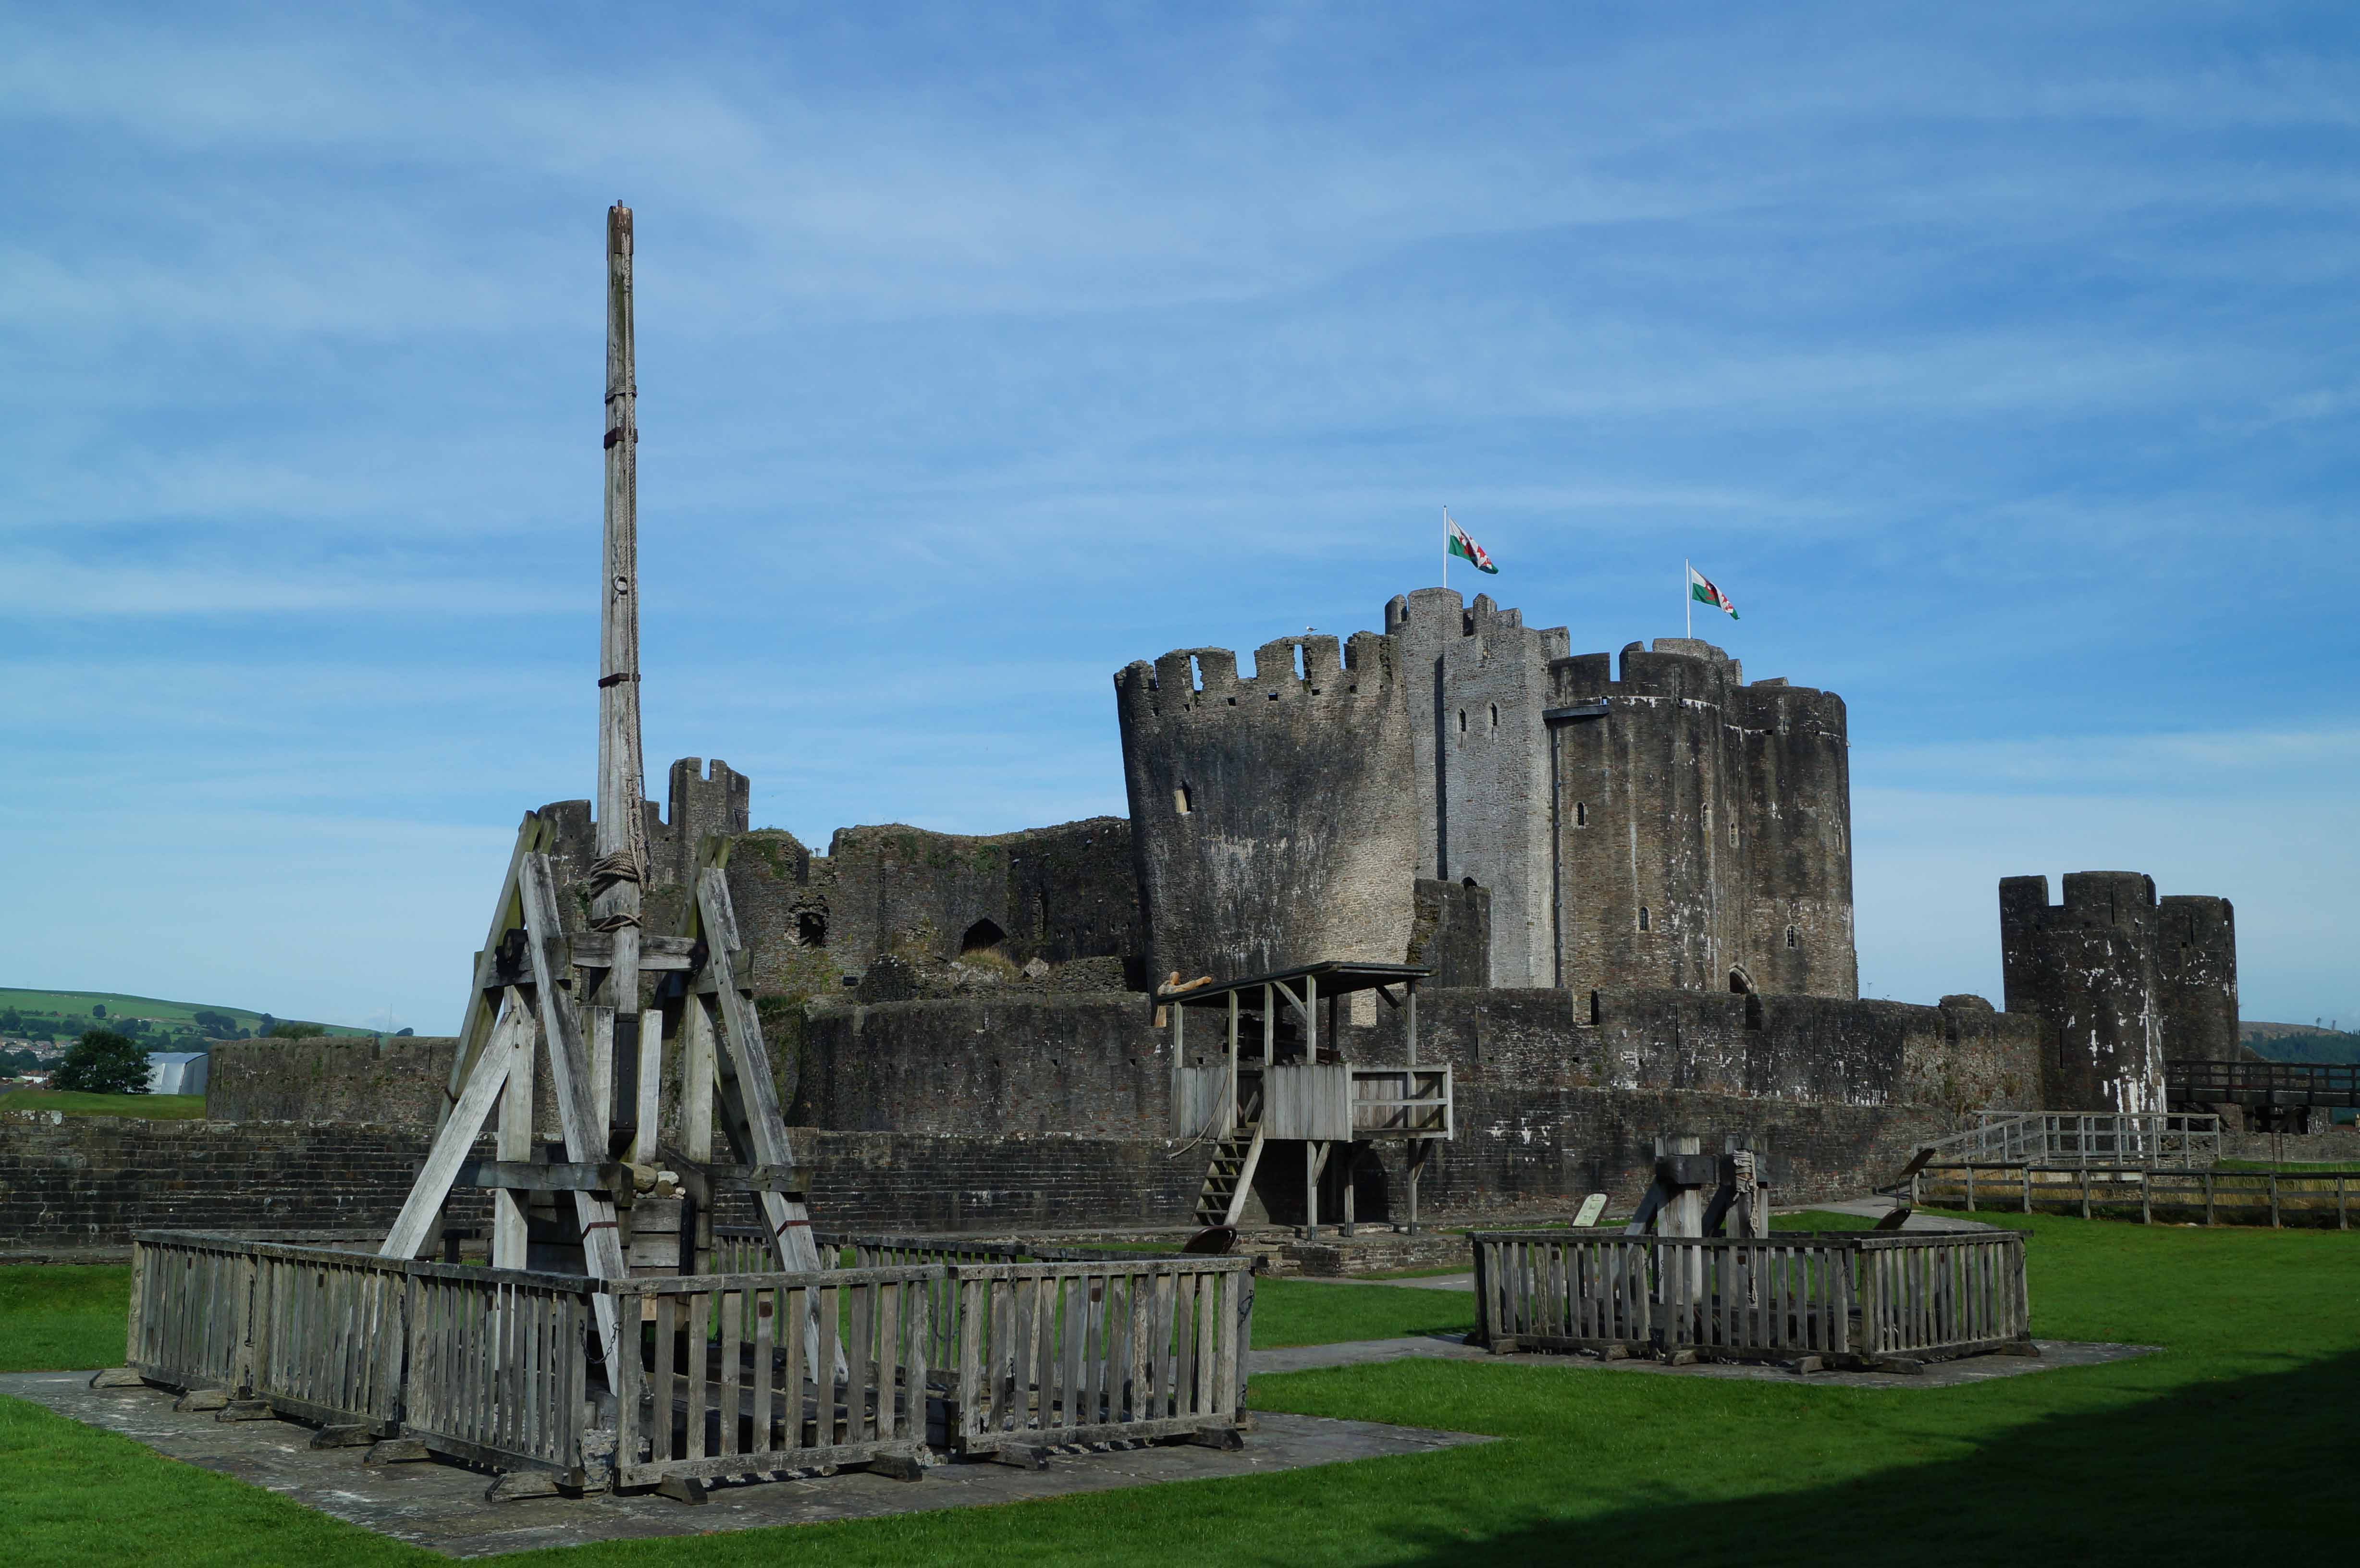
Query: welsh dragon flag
1447 513 1498 574
1688 564 1738 619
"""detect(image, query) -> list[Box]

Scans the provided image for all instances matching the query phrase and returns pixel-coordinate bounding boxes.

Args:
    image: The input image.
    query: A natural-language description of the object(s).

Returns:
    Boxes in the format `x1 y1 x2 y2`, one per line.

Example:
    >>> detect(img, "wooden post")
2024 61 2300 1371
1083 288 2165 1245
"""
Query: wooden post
1225 992 1240 1140
1965 1165 1976 1213
1405 979 1418 1069
2269 1171 2280 1229
2079 1167 2090 1220
1303 1140 1318 1238
1262 984 1274 1066
493 991 537 1268
1341 1147 1356 1237
2021 1164 2031 1213
595 201 649 1159
2204 1171 2215 1225
1304 974 1318 1060
1406 1140 1426 1236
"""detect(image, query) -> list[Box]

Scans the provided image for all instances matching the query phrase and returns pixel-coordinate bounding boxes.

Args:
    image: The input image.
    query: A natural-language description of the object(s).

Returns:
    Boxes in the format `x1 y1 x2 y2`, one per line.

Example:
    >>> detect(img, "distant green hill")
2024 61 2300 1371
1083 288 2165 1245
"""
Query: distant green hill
2243 1022 2360 1067
0 987 372 1048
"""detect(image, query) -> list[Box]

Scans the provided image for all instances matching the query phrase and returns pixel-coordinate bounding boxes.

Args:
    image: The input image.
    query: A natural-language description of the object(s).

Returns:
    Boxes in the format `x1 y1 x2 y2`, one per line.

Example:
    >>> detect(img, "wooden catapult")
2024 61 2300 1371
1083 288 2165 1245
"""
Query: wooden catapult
376 203 823 1363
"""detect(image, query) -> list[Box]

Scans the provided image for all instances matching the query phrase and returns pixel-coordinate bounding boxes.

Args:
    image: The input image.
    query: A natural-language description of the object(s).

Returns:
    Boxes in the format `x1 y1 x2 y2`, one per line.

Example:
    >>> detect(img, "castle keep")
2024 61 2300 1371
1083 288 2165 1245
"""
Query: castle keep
1123 590 1857 1003
60 583 2246 1246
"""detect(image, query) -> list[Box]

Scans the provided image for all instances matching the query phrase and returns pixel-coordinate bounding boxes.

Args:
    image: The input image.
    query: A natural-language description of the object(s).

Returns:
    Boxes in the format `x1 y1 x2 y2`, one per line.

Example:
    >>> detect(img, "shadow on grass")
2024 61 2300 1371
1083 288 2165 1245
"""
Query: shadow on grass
1379 1348 2360 1564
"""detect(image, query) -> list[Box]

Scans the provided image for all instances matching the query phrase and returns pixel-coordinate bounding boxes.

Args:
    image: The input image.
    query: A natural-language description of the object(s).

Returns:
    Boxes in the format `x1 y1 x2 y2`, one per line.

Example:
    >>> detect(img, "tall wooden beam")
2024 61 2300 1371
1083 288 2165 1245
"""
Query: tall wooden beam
595 201 649 1152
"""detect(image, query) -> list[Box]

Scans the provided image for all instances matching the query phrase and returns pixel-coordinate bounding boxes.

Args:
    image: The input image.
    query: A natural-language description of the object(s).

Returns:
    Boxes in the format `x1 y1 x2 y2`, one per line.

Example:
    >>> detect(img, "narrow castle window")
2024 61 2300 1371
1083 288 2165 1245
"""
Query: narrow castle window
1729 819 1739 847
1175 783 1194 815
1785 925 1799 949
1489 703 1499 730
1458 710 1468 735
1638 906 1651 932
795 910 827 948
1575 802 1588 827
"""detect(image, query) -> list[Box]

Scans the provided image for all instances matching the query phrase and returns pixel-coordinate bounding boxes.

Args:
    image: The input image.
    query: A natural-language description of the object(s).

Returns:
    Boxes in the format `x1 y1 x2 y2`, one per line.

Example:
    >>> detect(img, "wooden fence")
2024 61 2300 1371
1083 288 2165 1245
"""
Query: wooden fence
609 1267 933 1487
400 1262 595 1481
1915 1164 2356 1227
126 1229 1254 1492
948 1258 1252 1454
1471 1230 2030 1368
247 1244 411 1432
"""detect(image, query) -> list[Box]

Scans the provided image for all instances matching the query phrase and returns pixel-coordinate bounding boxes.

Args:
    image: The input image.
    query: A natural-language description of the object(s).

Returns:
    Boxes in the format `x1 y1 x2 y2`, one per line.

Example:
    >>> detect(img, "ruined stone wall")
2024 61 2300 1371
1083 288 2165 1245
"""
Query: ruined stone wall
2001 872 2168 1112
2156 894 2240 1065
794 994 1166 1139
0 1113 1198 1248
209 1036 460 1125
811 818 1140 988
1409 878 1493 989
0 1114 490 1248
1116 634 1417 983
1548 640 1855 1002
1348 986 2039 1115
1337 1087 1952 1221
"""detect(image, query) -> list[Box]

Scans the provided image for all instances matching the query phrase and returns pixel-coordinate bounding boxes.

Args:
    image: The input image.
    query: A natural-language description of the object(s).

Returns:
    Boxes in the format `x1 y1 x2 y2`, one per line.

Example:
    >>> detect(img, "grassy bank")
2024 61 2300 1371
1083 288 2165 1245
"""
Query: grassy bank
0 1090 208 1119
2 1211 2354 1564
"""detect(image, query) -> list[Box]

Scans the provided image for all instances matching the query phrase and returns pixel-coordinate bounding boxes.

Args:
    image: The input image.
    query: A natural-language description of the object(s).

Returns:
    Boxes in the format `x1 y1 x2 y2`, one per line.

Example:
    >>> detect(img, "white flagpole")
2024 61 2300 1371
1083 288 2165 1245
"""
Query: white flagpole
1443 507 1449 592
1685 558 1692 638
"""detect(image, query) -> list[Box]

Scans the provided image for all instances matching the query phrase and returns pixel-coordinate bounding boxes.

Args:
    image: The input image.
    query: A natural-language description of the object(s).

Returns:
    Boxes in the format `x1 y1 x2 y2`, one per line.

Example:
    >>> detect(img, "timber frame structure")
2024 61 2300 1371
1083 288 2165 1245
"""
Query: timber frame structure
109 203 1256 1501
1165 961 1453 1238
375 203 826 1352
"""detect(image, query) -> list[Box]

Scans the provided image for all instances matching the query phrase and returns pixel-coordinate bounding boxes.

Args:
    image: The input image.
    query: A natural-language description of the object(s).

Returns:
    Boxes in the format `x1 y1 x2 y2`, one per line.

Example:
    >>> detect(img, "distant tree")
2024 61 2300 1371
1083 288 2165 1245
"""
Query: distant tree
192 1010 237 1037
266 1022 328 1040
90 1004 107 1019
54 1029 150 1095
258 1013 276 1035
395 1027 414 1037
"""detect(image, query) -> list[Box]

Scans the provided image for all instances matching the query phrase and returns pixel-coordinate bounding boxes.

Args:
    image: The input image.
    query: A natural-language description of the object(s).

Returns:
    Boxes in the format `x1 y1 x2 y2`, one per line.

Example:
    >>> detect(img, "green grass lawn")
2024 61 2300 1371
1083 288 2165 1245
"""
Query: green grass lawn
0 1089 208 1119
5 1211 2357 1565
2216 1158 2360 1172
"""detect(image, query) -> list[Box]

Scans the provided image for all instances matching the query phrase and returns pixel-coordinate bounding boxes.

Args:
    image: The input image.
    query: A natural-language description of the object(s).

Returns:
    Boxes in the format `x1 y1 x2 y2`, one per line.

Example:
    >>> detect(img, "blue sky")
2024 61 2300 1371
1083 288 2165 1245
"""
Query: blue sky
6 2 2355 1034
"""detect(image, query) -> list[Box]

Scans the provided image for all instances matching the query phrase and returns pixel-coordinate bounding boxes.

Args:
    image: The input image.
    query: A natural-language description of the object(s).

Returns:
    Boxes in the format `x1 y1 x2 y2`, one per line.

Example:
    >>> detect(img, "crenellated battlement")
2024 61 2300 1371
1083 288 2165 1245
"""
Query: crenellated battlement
1117 631 1396 722
2000 871 2158 933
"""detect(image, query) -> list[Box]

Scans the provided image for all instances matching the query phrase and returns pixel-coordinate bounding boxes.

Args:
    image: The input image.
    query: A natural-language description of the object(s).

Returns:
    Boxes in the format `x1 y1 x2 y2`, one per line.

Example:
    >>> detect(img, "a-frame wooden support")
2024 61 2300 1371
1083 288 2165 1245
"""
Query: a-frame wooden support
659 835 827 1276
379 201 826 1376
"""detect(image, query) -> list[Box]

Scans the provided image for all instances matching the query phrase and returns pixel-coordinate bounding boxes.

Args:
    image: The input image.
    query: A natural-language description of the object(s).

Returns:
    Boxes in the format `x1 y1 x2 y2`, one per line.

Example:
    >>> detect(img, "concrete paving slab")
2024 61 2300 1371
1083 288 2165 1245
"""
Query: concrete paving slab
1248 1334 2157 1388
1286 1271 1476 1291
1 1371 1490 1559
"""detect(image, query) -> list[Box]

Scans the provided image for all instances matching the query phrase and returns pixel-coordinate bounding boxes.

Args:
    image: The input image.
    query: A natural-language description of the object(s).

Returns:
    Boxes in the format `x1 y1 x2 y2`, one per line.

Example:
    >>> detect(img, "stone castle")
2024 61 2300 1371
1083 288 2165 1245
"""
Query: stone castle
160 585 2251 1241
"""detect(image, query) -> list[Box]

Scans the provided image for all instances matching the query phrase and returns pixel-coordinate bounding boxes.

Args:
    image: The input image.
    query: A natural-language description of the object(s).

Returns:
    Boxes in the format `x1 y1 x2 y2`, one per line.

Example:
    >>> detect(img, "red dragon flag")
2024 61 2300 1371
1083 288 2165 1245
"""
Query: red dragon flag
1687 563 1739 620
1445 510 1499 576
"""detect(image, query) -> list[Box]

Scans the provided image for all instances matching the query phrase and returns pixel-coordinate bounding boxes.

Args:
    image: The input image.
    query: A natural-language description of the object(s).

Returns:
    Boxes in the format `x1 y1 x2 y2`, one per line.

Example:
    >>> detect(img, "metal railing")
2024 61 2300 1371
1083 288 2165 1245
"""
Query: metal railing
1914 1112 2219 1170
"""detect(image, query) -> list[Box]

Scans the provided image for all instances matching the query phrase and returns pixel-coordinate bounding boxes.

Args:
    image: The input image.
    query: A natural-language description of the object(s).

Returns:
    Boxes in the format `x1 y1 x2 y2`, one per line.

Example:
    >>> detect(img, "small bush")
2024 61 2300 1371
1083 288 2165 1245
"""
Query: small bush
52 1030 150 1095
266 1022 328 1040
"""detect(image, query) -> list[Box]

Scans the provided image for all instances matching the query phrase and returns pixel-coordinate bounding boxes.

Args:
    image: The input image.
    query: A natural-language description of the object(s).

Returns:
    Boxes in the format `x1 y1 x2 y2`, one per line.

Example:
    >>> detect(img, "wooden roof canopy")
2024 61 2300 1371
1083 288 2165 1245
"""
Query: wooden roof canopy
1166 961 1430 1008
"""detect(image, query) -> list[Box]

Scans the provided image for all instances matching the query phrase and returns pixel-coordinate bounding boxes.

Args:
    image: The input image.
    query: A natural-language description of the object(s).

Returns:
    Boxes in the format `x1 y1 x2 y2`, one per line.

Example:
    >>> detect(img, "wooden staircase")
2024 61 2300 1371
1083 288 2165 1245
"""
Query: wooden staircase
1193 1091 1266 1227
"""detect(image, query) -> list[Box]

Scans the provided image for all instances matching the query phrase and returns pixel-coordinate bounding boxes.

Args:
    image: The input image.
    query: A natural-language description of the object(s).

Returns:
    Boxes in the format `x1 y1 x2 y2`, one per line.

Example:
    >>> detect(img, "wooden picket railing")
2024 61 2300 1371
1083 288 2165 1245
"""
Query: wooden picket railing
125 1229 1259 1492
399 1262 596 1480
609 1266 934 1487
246 1243 411 1431
1471 1230 2029 1368
127 1232 259 1395
1915 1164 2357 1228
948 1258 1252 1454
